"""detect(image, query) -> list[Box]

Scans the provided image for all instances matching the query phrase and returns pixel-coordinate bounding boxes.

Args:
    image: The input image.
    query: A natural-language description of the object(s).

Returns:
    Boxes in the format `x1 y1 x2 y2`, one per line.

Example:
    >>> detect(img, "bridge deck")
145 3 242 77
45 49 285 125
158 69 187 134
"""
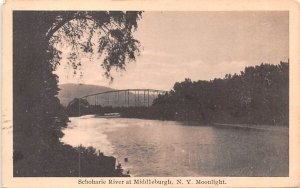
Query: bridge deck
81 89 167 98
80 89 168 108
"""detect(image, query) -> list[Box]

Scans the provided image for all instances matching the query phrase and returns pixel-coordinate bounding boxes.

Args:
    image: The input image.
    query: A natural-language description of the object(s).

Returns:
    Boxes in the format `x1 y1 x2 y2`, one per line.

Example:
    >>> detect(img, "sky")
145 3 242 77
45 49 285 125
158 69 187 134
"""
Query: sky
54 11 289 91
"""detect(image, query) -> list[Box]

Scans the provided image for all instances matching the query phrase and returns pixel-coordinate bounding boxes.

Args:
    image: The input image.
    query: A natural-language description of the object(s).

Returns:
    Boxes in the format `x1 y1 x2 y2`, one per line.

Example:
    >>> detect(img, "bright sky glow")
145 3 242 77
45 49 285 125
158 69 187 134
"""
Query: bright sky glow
54 11 289 90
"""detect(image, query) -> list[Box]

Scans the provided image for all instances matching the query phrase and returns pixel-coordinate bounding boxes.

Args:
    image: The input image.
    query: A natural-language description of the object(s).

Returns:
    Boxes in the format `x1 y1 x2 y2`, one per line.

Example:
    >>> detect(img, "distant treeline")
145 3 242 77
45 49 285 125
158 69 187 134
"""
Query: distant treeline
70 62 289 126
151 62 289 126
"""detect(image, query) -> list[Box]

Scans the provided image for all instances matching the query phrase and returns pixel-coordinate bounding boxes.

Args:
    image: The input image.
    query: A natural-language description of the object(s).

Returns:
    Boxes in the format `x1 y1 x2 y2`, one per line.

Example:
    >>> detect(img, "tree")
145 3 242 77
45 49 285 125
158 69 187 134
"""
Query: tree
13 11 142 176
151 62 288 125
67 98 90 116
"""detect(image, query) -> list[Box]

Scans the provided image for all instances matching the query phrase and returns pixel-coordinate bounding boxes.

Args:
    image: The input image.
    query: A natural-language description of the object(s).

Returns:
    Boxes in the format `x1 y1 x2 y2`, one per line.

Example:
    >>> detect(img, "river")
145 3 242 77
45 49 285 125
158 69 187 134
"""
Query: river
61 115 288 177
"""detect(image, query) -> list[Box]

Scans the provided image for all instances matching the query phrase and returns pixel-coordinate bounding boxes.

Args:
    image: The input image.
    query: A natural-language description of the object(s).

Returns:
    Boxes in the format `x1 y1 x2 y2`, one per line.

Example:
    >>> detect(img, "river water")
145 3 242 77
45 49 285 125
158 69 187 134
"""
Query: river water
61 115 288 177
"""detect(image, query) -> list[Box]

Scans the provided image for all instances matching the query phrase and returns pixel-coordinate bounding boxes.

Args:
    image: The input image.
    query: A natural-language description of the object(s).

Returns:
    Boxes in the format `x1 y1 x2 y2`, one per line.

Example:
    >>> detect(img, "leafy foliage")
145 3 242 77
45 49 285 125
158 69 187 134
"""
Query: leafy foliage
66 98 90 116
151 62 289 126
48 11 142 81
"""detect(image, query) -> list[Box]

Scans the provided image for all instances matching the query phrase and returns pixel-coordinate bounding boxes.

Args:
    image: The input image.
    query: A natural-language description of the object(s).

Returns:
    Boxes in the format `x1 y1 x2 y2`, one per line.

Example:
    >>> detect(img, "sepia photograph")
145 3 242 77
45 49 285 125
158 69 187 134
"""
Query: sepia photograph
2 0 300 187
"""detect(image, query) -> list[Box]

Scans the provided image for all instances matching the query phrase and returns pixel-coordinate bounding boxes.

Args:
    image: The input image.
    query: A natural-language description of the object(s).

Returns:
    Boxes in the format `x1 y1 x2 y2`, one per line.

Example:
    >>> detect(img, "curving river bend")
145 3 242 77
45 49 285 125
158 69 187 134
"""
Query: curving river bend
61 115 288 177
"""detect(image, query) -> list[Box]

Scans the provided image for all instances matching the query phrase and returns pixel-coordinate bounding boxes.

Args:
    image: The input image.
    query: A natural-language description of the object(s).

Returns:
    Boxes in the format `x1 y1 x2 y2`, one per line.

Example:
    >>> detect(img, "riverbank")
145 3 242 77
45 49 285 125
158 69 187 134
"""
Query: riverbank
79 105 288 128
120 115 289 133
13 139 129 177
212 123 288 133
75 112 289 134
12 116 129 177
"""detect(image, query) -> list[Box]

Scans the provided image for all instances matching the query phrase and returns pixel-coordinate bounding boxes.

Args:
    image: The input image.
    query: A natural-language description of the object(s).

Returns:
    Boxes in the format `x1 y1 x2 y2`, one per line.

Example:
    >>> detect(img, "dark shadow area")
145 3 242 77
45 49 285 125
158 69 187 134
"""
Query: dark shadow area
13 11 141 177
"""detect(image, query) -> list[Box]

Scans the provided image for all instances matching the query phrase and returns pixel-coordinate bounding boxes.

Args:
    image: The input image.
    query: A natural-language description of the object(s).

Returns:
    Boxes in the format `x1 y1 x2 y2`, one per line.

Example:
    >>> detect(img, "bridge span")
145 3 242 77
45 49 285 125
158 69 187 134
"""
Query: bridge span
81 89 167 107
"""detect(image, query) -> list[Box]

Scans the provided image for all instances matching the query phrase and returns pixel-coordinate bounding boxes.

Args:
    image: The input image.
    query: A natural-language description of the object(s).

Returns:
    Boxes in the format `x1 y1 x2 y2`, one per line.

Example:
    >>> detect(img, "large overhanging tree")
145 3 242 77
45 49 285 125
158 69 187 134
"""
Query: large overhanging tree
13 11 142 176
47 11 142 80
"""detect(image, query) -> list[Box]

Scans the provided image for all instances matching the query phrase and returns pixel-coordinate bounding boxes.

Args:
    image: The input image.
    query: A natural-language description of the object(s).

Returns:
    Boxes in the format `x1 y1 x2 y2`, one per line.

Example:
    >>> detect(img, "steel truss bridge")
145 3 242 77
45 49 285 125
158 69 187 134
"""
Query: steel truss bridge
81 89 167 107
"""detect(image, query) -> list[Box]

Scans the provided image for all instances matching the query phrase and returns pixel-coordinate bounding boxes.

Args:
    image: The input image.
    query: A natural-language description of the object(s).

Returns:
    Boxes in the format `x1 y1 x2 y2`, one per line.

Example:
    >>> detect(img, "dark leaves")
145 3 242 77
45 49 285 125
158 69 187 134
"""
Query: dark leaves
152 62 289 125
49 11 142 81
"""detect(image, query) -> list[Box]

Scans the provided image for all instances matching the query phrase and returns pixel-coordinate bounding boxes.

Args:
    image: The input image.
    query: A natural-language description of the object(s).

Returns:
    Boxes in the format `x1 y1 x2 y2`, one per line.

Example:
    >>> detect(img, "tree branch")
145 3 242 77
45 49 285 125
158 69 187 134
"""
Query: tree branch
45 13 99 41
46 16 74 41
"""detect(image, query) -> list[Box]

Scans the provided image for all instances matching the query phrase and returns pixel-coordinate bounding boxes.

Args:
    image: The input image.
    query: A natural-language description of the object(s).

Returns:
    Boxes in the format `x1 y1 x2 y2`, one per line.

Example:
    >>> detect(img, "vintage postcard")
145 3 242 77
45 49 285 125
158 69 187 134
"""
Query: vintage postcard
2 0 300 187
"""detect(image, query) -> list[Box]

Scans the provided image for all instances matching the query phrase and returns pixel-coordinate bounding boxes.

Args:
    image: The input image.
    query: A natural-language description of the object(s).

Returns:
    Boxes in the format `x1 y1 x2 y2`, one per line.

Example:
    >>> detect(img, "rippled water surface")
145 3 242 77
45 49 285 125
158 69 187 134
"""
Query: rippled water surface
62 115 288 177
